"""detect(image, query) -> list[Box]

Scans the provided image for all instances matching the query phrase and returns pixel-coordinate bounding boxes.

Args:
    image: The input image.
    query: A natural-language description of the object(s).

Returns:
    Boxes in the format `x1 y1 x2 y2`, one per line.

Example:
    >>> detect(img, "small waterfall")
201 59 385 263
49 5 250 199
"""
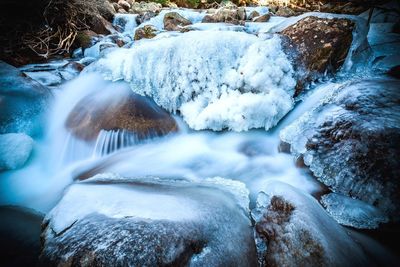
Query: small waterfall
93 129 140 156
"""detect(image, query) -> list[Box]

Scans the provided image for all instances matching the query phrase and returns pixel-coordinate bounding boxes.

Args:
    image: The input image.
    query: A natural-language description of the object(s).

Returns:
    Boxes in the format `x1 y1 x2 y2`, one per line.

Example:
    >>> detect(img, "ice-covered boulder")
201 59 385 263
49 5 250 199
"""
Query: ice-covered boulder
252 182 368 267
281 16 355 95
0 61 51 136
40 175 257 266
280 78 400 221
65 81 178 142
0 133 34 171
88 31 296 131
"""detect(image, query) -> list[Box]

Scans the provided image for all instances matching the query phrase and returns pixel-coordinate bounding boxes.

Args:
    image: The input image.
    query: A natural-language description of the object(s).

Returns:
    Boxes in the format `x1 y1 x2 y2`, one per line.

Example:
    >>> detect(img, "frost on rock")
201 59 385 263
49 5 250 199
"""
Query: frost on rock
87 31 296 131
252 181 368 267
321 193 389 229
0 133 34 171
41 175 256 266
280 78 400 220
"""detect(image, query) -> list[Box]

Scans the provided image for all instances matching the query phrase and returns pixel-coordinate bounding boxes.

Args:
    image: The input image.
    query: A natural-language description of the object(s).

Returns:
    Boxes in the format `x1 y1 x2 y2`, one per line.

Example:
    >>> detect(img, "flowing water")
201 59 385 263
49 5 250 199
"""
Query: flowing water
0 6 399 263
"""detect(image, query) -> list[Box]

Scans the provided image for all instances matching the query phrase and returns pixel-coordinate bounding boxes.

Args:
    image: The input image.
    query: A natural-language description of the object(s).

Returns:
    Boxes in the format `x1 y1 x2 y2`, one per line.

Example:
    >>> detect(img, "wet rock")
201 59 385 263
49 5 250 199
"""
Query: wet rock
202 6 246 25
281 16 354 95
75 30 98 49
387 65 400 79
253 13 270 23
90 15 117 35
118 0 130 12
0 206 43 267
65 82 177 141
252 182 368 267
111 2 119 12
134 25 158 40
135 11 157 24
247 10 259 20
40 175 257 266
164 12 192 31
280 78 400 221
0 133 33 171
0 61 51 136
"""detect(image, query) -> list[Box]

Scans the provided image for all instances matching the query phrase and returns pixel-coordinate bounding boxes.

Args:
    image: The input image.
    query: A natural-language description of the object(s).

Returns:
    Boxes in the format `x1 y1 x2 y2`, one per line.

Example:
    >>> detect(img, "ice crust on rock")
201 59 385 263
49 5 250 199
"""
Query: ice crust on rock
280 78 400 220
88 31 296 131
0 133 34 170
41 174 257 266
321 193 389 229
252 181 368 267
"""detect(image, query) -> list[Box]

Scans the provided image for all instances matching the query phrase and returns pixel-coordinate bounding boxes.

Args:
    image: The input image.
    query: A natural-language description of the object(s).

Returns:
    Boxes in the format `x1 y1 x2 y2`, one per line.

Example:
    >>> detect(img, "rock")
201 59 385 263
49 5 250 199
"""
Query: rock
117 0 130 11
281 16 354 95
163 12 192 31
252 182 368 267
111 2 119 12
135 11 157 24
40 175 257 266
75 30 98 49
0 61 51 136
280 78 400 220
387 65 400 79
247 10 259 21
274 6 298 17
89 15 117 35
0 133 34 171
134 25 158 40
253 13 270 23
130 2 162 14
0 206 43 267
65 81 177 142
201 6 246 25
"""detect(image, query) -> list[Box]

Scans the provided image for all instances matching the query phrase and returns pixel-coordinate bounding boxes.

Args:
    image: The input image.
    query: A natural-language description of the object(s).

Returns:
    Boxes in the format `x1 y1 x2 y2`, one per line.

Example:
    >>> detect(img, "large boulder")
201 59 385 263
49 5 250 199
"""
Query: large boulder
134 25 158 40
0 133 33 171
0 206 43 267
0 61 51 136
65 82 178 142
281 16 354 95
130 1 162 14
280 78 400 221
252 182 368 267
163 12 192 31
40 175 257 266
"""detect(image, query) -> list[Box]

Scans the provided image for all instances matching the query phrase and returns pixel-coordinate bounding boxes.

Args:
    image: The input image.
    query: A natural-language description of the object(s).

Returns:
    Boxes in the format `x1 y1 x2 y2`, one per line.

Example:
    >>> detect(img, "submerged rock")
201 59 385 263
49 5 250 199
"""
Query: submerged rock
252 182 368 267
280 78 400 221
0 133 34 171
164 12 192 31
65 82 177 142
40 175 257 266
0 61 51 136
281 16 354 95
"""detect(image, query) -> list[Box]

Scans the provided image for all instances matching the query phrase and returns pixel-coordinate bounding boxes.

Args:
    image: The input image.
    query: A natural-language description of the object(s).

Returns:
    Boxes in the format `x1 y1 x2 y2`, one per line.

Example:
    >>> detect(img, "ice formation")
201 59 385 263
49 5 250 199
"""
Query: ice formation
88 31 296 131
0 133 34 170
252 181 368 266
280 78 400 220
42 174 256 266
321 193 389 229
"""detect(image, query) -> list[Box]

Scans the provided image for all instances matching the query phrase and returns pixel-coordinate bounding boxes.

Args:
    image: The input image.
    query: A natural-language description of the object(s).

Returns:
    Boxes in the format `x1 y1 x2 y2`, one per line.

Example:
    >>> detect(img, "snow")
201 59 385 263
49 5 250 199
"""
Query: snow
0 133 34 170
321 193 389 229
87 31 296 131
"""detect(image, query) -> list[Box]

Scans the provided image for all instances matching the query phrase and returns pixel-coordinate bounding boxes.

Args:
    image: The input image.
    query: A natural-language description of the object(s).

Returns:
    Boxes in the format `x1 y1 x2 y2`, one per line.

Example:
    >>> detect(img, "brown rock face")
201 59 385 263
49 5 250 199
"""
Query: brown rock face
163 12 192 31
134 25 157 40
65 83 178 142
281 16 354 95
